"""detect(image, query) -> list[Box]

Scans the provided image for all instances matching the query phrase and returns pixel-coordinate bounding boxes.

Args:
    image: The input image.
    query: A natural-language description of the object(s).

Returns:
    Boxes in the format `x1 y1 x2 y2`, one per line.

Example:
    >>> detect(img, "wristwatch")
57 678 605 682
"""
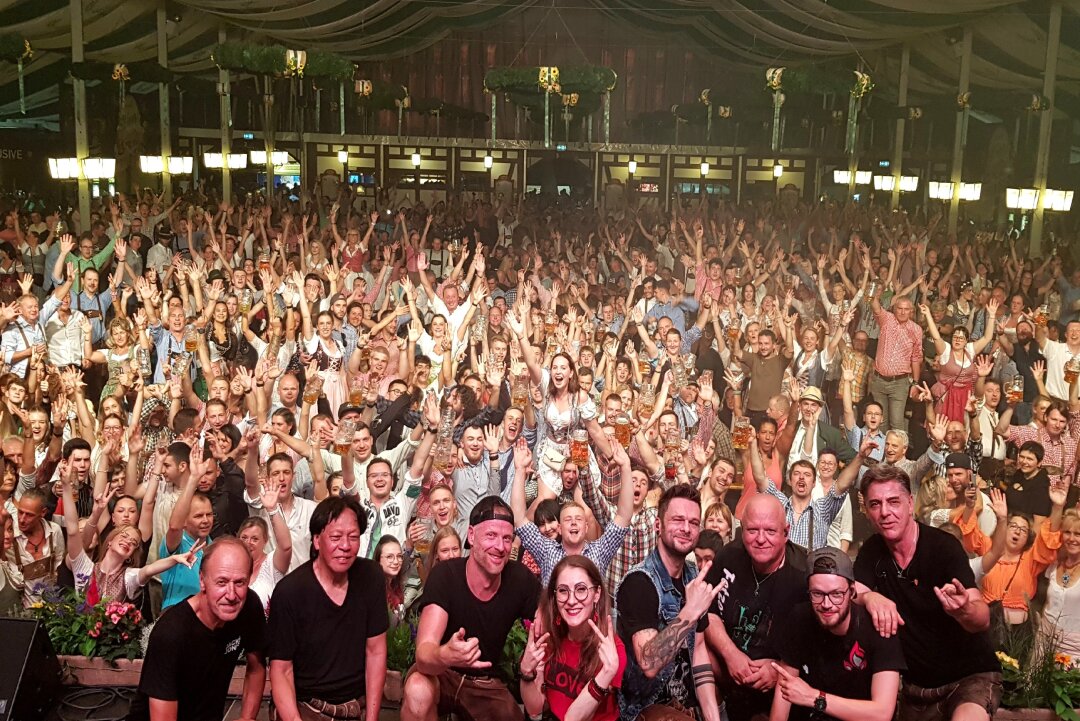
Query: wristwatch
814 690 827 714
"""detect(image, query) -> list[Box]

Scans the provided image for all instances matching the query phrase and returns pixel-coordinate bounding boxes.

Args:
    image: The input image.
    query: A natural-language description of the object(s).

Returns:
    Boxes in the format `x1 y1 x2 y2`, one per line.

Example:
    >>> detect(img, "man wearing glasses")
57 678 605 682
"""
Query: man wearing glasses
853 464 1001 721
768 547 904 721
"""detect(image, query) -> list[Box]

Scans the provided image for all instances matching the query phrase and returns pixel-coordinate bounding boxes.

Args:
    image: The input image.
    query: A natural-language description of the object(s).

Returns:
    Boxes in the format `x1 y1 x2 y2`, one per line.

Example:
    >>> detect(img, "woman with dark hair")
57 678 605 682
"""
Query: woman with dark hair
922 296 998 421
373 535 415 625
956 483 1066 625
509 304 612 495
299 297 347 417
519 555 626 721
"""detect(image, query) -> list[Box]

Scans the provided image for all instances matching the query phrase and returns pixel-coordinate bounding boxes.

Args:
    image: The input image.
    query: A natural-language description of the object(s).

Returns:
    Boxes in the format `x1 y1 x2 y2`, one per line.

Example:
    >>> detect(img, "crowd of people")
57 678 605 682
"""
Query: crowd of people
0 179 1079 721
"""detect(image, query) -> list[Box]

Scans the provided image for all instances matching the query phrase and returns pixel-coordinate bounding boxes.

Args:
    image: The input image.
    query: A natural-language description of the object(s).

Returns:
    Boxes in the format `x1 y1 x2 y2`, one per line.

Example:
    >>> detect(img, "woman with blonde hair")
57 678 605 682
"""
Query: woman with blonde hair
85 316 145 404
703 501 735 545
1042 509 1080 654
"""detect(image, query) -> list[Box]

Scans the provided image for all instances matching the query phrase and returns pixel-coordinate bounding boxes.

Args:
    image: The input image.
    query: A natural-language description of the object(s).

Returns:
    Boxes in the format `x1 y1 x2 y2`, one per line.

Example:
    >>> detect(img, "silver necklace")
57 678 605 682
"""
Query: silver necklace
752 558 784 597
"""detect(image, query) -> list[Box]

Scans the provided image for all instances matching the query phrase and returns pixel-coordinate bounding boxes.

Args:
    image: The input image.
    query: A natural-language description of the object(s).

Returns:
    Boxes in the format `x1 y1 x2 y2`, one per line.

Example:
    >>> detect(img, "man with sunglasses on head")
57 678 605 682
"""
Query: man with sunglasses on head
768 547 904 721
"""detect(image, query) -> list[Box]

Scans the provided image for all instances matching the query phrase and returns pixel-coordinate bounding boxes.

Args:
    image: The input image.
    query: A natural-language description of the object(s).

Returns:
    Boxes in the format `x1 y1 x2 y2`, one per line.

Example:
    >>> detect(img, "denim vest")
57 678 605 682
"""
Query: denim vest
618 548 699 720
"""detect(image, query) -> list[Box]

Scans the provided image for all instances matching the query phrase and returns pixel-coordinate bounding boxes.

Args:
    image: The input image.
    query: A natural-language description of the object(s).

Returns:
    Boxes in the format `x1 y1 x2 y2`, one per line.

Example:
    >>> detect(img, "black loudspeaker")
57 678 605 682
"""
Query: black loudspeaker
0 618 62 721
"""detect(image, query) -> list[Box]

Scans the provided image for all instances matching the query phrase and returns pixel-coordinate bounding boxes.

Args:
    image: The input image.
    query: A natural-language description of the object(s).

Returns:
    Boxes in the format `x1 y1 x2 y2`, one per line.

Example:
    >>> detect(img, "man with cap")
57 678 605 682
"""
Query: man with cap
777 386 856 470
402 495 541 721
146 227 176 281
943 453 998 537
769 547 904 721
853 464 1000 721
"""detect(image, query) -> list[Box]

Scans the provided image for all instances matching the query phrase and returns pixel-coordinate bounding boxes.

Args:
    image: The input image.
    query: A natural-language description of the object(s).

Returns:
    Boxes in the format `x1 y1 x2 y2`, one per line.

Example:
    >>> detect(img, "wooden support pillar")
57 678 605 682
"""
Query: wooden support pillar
156 2 172 200
218 27 232 202
1030 1 1062 256
890 44 910 210
71 0 90 226
947 28 972 234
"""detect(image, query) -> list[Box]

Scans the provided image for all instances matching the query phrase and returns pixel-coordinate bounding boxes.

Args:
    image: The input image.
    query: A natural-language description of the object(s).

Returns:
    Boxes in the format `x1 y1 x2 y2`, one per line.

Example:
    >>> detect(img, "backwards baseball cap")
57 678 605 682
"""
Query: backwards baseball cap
945 452 972 471
465 495 515 549
808 546 854 582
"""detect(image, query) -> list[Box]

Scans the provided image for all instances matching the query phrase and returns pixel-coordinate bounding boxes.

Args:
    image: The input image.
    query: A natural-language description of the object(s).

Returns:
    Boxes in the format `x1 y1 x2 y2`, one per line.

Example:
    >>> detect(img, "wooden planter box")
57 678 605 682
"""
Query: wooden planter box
58 655 270 697
997 709 1078 721
58 655 142 686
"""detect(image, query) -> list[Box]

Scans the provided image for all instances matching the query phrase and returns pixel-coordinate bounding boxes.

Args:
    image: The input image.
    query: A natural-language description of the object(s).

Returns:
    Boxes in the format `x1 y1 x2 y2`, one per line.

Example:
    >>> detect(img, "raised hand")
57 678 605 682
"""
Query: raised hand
441 628 491 669
682 560 726 620
519 622 549 681
1031 359 1046 381
771 663 818 708
588 618 620 687
934 578 972 615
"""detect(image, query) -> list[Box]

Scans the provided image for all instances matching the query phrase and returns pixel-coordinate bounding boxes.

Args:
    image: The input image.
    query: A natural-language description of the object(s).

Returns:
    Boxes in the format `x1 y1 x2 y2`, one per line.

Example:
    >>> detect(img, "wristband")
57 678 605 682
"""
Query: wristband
587 679 610 700
488 453 500 461
256 382 265 387
519 668 537 683
267 505 283 518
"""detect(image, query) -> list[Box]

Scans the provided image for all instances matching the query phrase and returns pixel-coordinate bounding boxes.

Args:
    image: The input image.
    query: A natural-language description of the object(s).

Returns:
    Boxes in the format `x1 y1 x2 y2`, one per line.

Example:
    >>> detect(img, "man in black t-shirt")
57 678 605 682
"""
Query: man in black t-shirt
402 496 541 721
704 493 808 721
128 538 265 721
268 496 388 721
1006 441 1052 531
771 547 904 721
853 464 1001 721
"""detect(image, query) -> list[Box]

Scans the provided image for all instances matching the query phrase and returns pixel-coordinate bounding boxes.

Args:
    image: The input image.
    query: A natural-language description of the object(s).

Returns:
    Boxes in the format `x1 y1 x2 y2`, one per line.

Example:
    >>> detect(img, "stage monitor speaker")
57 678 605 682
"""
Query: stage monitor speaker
0 617 62 721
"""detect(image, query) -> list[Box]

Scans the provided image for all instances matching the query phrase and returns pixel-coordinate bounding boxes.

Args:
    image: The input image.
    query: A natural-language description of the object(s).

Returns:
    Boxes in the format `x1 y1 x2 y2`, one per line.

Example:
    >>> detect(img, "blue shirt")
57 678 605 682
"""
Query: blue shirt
159 531 207 610
71 289 113 344
148 323 195 384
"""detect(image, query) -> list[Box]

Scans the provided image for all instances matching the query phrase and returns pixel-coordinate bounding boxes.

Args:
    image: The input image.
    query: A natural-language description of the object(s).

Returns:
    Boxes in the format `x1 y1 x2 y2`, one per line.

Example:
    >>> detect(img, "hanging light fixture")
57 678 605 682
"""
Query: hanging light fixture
168 156 193 175
854 170 872 185
928 181 954 200
773 163 783 178
1005 188 1039 210
833 170 851 184
700 162 710 177
140 156 165 174
48 158 80 180
82 158 116 180
873 175 896 191
412 152 422 168
484 154 494 169
1044 189 1074 212
898 175 919 192
627 159 637 175
203 152 224 168
337 150 349 164
226 153 248 170
958 182 982 201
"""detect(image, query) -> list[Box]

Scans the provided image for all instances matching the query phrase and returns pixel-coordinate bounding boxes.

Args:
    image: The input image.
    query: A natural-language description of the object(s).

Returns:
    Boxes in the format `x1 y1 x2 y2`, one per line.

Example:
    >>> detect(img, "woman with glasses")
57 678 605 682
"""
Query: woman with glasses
955 482 1066 625
920 298 997 422
519 555 626 721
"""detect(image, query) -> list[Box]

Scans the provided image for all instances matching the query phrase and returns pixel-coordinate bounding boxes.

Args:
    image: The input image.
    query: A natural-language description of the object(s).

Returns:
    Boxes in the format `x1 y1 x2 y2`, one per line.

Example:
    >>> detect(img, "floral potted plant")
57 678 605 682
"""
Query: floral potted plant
29 588 146 686
997 624 1080 721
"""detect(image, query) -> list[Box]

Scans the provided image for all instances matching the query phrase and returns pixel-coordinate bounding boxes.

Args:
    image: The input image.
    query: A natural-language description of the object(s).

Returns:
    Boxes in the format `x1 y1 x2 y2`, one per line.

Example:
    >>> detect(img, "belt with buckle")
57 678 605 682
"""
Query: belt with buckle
874 370 911 381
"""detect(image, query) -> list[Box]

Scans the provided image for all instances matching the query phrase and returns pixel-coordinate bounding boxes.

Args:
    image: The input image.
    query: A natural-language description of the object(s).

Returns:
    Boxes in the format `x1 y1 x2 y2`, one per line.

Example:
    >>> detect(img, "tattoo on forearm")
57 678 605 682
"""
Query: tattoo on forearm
640 619 693 674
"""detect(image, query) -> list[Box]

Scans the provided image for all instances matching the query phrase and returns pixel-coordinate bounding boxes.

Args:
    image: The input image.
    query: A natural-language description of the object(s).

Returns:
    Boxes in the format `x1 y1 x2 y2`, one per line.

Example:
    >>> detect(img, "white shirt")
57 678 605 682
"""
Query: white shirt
1042 339 1080 401
811 480 852 548
242 494 317 573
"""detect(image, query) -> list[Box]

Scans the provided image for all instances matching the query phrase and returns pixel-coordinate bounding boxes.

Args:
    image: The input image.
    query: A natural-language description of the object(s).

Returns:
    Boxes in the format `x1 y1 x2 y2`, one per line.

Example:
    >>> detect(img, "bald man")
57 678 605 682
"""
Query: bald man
704 494 810 721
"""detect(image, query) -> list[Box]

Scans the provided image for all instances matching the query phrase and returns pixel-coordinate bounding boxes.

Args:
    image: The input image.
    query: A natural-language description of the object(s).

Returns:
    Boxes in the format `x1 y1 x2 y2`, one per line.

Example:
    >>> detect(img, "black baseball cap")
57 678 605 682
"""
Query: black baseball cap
809 547 854 582
945 453 971 471
337 403 365 419
465 495 515 549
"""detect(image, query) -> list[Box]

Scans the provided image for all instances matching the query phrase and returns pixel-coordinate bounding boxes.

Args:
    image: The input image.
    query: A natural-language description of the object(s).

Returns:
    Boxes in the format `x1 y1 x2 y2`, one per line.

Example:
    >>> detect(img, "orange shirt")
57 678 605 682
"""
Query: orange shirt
954 509 1061 610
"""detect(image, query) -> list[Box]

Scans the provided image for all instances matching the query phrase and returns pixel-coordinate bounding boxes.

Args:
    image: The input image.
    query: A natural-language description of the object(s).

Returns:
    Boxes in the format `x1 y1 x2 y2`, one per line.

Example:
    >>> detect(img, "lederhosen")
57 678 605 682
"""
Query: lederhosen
77 292 105 341
14 525 57 605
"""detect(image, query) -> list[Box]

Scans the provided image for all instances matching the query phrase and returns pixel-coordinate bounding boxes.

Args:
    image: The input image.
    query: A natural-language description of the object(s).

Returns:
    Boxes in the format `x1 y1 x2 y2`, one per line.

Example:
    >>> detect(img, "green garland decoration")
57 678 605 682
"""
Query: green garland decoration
409 98 488 123
484 65 617 95
354 78 409 112
780 63 852 95
211 43 353 81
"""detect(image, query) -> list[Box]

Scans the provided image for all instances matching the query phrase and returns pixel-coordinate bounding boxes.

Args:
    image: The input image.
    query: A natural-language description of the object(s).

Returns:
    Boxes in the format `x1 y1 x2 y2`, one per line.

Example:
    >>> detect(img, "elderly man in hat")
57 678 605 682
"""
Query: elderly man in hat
769 547 905 721
777 386 857 470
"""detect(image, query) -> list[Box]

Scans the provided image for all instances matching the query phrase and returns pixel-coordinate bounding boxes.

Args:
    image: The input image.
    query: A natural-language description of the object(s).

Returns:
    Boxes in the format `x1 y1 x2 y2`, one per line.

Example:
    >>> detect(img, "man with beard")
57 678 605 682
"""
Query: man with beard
703 493 809 720
769 547 904 721
1036 319 1080 403
997 317 1044 424
510 437 633 585
268 495 388 721
854 464 1000 721
402 496 540 721
617 485 724 721
129 539 266 721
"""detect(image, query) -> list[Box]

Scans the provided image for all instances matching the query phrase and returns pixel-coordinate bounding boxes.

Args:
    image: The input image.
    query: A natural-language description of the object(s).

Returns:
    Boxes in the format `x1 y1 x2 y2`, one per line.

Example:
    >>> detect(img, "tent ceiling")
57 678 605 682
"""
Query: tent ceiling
0 0 1076 122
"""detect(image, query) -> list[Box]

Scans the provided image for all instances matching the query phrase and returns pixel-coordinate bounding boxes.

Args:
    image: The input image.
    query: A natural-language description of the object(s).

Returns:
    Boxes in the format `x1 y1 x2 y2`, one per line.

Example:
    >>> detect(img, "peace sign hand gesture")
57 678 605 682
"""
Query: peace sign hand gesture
587 618 621 688
173 537 208 568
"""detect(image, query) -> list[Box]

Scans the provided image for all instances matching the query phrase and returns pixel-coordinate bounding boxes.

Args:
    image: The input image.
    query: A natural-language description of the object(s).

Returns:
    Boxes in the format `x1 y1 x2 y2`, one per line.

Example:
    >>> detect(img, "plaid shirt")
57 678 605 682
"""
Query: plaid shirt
1006 411 1080 487
873 308 923 377
764 480 846 551
516 520 628 586
841 349 872 404
580 470 661 601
